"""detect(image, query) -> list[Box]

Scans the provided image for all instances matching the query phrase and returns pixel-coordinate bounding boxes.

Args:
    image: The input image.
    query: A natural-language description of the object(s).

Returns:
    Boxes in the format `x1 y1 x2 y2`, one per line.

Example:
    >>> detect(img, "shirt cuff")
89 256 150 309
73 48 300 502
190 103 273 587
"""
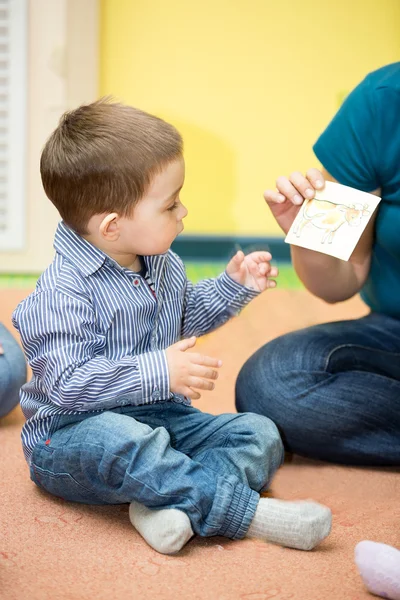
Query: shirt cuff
136 350 170 402
215 271 260 309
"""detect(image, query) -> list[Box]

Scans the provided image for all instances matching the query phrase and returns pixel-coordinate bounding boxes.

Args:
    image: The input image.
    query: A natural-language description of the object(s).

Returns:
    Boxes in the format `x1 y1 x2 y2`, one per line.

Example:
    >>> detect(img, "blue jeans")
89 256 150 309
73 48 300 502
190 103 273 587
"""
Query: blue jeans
236 313 400 466
30 401 283 539
0 323 26 418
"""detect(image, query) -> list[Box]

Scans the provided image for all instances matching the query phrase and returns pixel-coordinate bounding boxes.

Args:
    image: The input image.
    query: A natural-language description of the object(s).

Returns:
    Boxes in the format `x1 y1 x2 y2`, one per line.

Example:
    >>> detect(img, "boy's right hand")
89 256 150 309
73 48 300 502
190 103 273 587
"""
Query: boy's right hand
263 168 325 234
166 336 222 400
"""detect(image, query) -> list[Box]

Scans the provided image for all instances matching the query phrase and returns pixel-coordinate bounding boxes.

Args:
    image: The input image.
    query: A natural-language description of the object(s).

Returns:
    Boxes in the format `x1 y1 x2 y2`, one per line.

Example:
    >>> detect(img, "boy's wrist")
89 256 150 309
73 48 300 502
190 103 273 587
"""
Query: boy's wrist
216 270 259 303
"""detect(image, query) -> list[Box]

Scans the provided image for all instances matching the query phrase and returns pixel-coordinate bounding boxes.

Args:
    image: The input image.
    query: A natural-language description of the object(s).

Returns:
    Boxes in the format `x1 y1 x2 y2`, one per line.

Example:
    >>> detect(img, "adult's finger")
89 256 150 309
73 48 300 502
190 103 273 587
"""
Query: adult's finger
263 188 287 205
274 175 306 206
305 168 325 189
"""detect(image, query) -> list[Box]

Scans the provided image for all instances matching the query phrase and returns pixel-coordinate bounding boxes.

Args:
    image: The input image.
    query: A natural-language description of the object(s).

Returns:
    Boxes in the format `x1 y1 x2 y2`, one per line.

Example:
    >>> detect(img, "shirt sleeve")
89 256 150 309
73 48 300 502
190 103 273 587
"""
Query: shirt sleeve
12 290 170 411
181 269 259 338
313 74 380 192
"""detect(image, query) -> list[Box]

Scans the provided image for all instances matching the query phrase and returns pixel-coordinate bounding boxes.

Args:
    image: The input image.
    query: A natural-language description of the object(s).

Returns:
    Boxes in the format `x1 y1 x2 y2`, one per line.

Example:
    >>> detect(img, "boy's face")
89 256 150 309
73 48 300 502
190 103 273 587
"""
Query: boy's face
118 157 187 256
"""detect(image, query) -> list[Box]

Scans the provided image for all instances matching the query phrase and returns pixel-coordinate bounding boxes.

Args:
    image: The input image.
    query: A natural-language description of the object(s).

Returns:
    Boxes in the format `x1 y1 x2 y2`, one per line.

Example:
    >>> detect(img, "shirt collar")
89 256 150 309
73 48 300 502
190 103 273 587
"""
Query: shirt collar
54 221 168 279
54 221 108 277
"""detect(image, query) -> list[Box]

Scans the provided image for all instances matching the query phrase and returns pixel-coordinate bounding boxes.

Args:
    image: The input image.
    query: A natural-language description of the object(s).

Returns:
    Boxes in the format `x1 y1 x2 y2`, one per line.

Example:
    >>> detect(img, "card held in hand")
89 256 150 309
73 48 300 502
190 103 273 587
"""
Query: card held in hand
285 181 381 261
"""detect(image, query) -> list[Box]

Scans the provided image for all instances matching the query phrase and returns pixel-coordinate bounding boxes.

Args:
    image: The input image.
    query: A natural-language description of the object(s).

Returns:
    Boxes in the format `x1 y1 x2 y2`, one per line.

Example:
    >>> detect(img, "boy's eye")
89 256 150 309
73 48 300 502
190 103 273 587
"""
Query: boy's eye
167 201 179 211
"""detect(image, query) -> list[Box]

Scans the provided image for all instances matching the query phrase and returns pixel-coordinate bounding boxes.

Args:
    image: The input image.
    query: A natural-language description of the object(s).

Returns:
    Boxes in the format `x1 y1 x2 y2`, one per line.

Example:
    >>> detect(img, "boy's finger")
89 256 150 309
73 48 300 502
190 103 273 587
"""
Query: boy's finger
230 250 244 266
248 251 272 263
188 377 215 391
181 386 201 400
269 266 279 278
190 364 219 380
235 250 245 262
246 259 259 275
191 353 223 368
175 336 197 352
226 251 245 275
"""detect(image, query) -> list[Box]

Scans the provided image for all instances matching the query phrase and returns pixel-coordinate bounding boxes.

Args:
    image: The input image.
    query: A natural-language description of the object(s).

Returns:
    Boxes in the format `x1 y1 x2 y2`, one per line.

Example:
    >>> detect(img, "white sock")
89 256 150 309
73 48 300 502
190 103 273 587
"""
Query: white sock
246 498 332 551
129 501 194 555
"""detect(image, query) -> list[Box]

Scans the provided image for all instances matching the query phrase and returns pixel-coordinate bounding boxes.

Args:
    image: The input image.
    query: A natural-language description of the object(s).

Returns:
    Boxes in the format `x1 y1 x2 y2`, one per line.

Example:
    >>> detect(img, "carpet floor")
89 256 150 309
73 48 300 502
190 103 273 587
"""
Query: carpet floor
1 287 399 600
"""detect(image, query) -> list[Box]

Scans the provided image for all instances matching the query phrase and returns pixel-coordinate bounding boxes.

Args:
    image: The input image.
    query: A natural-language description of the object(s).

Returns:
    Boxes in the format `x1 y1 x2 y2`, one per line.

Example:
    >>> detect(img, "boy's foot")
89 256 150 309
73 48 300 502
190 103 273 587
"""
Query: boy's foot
246 498 332 551
129 501 194 555
355 540 400 600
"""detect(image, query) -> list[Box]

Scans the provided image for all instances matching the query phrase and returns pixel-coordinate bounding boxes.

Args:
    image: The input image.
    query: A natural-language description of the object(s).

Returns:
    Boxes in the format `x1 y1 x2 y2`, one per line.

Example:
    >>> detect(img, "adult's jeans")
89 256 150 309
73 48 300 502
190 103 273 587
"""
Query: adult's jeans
30 402 283 539
236 313 400 466
0 323 26 418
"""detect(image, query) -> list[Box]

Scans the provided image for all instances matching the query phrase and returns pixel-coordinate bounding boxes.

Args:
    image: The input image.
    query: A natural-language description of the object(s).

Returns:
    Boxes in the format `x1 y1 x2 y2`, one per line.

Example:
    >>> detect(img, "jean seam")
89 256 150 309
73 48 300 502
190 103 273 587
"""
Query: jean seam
182 433 230 458
325 343 400 371
32 464 99 498
66 442 206 521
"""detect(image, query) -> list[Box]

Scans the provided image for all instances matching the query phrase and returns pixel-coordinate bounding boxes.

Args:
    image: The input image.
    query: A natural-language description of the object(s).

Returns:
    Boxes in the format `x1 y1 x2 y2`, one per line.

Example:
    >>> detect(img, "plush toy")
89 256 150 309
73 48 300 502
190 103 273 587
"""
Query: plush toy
355 541 400 600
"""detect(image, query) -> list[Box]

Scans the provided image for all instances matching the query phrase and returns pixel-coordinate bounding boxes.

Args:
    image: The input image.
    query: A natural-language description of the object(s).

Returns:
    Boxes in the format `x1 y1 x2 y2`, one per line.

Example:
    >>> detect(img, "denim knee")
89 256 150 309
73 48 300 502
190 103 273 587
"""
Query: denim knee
236 412 284 490
235 328 327 415
0 325 26 418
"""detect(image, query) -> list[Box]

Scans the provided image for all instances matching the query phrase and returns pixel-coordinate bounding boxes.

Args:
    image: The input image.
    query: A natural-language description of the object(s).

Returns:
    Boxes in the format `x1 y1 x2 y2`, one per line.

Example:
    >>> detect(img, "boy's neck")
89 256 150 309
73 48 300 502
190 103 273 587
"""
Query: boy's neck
82 232 142 272
109 251 142 272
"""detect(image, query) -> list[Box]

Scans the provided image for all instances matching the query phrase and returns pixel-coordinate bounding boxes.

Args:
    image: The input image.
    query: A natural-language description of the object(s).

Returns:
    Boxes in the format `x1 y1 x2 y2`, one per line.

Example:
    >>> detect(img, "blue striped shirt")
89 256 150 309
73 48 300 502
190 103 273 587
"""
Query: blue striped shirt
13 222 259 463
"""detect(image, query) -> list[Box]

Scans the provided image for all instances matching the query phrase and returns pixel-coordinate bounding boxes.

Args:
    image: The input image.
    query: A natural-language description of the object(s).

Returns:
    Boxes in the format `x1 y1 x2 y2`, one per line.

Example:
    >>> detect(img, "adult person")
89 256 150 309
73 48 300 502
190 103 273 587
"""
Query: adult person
236 62 400 467
0 322 26 418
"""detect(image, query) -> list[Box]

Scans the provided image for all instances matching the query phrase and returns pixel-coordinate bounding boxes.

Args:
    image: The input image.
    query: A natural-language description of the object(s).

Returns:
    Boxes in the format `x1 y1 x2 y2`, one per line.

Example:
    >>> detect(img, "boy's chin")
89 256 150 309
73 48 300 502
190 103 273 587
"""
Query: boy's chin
145 233 181 255
146 244 172 256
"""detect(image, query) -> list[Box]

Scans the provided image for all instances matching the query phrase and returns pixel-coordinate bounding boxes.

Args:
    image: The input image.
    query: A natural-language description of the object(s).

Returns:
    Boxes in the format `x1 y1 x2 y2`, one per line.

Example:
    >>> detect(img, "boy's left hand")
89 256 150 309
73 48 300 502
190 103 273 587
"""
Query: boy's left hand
226 250 278 292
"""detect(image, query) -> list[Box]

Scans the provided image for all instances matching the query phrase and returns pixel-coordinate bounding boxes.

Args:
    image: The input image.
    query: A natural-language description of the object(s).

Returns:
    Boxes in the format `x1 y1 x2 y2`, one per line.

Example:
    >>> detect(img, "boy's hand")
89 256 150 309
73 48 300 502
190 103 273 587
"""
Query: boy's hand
226 250 278 292
166 337 222 400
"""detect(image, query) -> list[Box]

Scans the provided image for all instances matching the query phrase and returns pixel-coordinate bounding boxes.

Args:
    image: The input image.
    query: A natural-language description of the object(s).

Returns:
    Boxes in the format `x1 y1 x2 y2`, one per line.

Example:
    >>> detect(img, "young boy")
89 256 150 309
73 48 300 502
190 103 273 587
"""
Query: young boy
13 99 331 555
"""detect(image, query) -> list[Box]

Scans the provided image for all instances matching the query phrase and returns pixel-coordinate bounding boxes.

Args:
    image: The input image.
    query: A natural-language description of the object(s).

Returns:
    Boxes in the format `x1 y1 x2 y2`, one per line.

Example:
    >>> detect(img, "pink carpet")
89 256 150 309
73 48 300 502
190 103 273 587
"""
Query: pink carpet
1 289 399 600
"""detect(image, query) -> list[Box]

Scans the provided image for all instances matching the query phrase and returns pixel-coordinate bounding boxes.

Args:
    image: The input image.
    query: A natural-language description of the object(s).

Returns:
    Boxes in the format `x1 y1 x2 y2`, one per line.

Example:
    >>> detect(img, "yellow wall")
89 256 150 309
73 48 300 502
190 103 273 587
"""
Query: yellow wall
100 0 400 236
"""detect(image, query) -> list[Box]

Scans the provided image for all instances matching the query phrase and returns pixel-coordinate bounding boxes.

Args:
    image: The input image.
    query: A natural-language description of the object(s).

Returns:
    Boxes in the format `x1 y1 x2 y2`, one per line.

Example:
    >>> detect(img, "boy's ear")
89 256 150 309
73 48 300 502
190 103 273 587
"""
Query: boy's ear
99 213 120 241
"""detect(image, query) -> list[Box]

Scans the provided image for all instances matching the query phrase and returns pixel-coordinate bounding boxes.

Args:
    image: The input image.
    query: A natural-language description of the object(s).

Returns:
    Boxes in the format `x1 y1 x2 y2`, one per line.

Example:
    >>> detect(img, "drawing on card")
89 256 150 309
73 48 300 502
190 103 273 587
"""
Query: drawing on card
293 198 371 245
284 181 381 262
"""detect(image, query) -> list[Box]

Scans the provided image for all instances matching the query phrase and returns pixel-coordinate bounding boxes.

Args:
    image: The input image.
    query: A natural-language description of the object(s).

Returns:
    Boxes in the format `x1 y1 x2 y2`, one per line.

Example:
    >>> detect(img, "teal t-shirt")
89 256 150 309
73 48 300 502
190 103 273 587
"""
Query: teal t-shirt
313 62 400 319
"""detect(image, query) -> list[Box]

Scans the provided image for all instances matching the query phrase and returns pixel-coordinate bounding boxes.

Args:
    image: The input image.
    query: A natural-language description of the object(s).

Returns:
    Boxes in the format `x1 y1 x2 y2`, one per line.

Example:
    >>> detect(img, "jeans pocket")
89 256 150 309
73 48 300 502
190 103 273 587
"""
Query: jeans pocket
31 465 104 504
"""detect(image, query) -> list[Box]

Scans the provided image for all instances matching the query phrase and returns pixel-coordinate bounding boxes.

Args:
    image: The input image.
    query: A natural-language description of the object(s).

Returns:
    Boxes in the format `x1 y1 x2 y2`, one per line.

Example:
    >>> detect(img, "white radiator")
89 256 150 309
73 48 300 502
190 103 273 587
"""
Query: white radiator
0 0 27 251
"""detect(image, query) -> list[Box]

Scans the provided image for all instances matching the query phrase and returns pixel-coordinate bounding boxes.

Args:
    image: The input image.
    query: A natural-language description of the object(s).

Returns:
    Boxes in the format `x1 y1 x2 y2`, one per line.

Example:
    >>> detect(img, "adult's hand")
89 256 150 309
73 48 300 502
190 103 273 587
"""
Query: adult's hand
263 168 325 234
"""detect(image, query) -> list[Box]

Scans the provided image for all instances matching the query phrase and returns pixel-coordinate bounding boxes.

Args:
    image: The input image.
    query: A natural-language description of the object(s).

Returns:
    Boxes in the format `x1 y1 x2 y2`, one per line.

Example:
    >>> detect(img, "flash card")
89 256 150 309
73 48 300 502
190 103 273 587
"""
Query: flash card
284 181 381 261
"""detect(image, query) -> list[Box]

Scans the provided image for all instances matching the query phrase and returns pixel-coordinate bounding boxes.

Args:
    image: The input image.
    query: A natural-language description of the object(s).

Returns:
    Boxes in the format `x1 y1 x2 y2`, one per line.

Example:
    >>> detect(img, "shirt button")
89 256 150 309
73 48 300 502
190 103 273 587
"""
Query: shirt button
134 279 139 285
152 390 161 401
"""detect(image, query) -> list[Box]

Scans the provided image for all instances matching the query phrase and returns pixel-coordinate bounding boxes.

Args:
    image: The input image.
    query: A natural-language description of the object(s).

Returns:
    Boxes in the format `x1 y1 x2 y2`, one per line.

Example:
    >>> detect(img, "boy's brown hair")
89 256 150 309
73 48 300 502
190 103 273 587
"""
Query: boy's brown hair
40 98 183 234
